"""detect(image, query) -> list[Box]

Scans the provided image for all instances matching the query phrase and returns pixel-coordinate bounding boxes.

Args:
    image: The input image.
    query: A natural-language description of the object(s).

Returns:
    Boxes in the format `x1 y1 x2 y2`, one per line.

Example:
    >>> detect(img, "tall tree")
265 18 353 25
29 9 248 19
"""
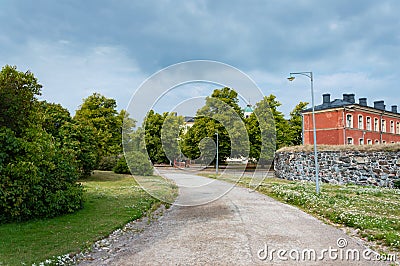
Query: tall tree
74 93 122 162
0 66 83 222
144 111 184 164
0 65 42 135
288 102 308 146
181 87 248 163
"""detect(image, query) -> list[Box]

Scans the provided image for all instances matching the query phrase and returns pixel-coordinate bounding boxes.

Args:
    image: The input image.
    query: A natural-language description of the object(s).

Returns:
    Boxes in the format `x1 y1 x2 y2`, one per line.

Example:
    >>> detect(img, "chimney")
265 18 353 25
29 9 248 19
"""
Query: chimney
359 98 367 106
374 100 385 110
348 94 355 104
322 94 330 105
343 94 349 102
392 105 398 113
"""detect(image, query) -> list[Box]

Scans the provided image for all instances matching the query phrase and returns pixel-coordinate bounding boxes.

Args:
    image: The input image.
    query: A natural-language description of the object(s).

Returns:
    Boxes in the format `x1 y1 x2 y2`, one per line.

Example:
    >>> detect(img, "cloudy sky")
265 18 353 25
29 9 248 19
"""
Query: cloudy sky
1 0 399 119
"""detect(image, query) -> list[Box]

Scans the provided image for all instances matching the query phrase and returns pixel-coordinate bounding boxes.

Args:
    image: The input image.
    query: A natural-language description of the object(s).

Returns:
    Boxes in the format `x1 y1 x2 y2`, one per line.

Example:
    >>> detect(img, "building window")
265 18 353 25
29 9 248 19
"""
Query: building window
397 122 400 134
374 118 379 131
366 117 371 130
375 140 380 144
346 114 353 128
390 121 395 134
382 140 386 144
358 115 363 129
381 120 386 132
367 139 372 145
359 138 364 145
347 137 353 145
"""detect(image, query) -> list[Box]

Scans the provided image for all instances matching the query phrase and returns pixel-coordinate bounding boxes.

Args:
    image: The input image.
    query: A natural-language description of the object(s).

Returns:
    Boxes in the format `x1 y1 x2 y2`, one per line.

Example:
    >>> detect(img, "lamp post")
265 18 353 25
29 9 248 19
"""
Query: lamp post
287 71 320 194
215 132 219 175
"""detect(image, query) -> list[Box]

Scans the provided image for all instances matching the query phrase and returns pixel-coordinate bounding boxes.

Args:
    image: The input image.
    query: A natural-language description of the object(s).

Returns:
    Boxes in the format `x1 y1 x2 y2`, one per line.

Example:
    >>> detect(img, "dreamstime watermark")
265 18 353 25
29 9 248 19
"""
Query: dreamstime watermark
123 60 276 206
257 238 397 262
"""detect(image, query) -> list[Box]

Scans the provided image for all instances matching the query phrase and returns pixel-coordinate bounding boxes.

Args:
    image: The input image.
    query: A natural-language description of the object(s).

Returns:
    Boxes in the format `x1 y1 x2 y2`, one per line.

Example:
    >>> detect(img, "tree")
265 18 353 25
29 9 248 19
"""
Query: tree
181 87 248 163
263 95 290 149
39 101 72 139
0 65 83 223
144 111 184 164
0 65 42 135
245 96 276 166
288 102 308 146
74 93 122 165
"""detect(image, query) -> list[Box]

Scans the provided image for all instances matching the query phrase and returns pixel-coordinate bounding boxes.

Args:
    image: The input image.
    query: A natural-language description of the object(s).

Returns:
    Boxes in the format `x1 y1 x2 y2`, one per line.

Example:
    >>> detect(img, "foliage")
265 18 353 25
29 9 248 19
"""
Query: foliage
113 156 130 174
0 65 42 135
125 151 154 176
181 87 248 163
144 111 184 164
245 96 276 165
39 101 72 139
74 93 123 164
394 180 400 189
98 155 119 171
0 171 177 265
0 65 83 223
58 122 98 177
288 101 308 146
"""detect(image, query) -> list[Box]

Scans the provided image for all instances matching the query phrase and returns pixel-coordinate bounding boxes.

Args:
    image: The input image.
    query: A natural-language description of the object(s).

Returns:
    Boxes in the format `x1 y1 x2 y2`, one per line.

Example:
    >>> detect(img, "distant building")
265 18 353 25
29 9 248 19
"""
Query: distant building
244 104 253 118
302 93 400 145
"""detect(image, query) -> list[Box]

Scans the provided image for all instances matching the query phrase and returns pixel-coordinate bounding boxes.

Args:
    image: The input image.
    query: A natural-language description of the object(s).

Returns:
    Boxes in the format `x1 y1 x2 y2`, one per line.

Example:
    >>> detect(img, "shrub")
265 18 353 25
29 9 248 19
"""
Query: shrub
0 127 84 223
98 155 119 171
394 180 400 189
113 156 130 174
125 151 153 176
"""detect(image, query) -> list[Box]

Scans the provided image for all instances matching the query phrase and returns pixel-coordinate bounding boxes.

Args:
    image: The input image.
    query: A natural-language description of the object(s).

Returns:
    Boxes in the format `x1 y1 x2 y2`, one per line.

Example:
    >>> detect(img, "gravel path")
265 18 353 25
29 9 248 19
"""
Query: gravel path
77 170 389 265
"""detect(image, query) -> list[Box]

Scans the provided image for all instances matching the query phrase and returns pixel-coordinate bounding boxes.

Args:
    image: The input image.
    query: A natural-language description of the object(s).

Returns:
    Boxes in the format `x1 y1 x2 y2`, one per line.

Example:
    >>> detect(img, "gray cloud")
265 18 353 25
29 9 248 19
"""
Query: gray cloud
0 0 399 116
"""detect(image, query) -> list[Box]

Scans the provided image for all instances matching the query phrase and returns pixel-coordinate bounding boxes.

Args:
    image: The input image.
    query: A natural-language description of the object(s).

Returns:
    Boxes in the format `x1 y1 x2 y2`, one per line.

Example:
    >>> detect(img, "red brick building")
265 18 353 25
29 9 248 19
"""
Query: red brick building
302 93 400 145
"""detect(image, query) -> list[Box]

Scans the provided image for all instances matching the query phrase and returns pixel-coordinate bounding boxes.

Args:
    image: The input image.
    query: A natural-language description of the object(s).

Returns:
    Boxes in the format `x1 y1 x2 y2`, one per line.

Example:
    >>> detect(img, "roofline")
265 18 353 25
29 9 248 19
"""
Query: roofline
302 104 400 118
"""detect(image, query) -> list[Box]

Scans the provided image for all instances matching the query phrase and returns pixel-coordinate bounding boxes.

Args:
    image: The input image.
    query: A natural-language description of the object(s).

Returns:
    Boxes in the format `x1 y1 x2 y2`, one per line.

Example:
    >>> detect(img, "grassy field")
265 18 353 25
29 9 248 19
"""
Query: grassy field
206 173 400 255
0 171 177 266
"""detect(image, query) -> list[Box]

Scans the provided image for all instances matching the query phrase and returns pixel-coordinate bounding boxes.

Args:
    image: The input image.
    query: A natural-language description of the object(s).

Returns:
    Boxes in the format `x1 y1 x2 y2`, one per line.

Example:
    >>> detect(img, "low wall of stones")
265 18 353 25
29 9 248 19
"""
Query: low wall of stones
274 150 400 187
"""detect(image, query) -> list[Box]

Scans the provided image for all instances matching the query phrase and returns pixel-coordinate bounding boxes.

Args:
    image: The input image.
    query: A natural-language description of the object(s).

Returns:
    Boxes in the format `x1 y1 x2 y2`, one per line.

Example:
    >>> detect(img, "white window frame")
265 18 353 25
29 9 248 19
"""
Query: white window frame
381 120 386 133
374 118 379 132
366 116 371 131
346 114 353 128
358 115 363 129
390 120 395 134
397 122 400 134
359 138 364 145
347 137 353 145
367 139 372 145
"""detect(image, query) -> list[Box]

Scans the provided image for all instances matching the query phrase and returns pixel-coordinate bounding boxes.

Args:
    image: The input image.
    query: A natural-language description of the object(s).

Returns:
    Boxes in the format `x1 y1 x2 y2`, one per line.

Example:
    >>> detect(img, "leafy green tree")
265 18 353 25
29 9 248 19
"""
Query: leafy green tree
39 101 72 139
288 102 308 146
0 65 42 135
74 93 122 165
181 87 248 163
245 96 276 165
0 65 83 223
263 95 290 149
144 111 184 164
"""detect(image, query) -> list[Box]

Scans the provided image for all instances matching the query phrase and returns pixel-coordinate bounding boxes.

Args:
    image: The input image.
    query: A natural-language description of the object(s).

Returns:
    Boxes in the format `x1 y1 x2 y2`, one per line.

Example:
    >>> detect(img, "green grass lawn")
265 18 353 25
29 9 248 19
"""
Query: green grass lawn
206 173 400 254
0 171 177 266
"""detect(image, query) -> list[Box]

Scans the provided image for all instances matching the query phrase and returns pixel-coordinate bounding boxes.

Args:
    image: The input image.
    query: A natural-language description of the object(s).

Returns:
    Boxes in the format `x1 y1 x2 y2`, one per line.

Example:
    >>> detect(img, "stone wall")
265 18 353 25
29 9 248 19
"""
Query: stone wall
274 150 400 187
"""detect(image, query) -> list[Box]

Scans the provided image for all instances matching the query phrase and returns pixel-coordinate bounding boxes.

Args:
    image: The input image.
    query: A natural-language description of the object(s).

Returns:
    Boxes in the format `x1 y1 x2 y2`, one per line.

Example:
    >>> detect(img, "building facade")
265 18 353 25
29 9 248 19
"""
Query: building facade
302 93 400 145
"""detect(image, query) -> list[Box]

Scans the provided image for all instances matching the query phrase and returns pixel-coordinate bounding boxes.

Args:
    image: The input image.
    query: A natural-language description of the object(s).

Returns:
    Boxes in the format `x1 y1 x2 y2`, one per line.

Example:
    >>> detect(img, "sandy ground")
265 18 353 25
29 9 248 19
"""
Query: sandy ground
77 169 390 265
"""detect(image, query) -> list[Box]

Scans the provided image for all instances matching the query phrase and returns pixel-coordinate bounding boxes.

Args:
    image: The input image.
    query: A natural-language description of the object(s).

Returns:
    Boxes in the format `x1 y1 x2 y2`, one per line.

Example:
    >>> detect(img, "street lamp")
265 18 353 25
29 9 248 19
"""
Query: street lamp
287 71 320 194
215 132 219 175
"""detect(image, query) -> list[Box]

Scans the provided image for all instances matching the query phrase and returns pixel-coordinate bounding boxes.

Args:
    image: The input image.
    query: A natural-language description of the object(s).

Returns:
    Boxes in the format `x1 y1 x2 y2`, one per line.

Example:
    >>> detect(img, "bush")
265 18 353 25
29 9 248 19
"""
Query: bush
394 180 400 189
0 127 84 223
125 151 153 176
113 156 130 174
98 155 119 171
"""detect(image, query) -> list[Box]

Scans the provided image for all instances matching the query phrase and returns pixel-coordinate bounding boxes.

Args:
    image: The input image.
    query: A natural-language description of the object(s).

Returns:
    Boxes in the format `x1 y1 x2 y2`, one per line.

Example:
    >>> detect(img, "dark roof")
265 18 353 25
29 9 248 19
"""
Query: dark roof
184 116 195 122
303 98 353 112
